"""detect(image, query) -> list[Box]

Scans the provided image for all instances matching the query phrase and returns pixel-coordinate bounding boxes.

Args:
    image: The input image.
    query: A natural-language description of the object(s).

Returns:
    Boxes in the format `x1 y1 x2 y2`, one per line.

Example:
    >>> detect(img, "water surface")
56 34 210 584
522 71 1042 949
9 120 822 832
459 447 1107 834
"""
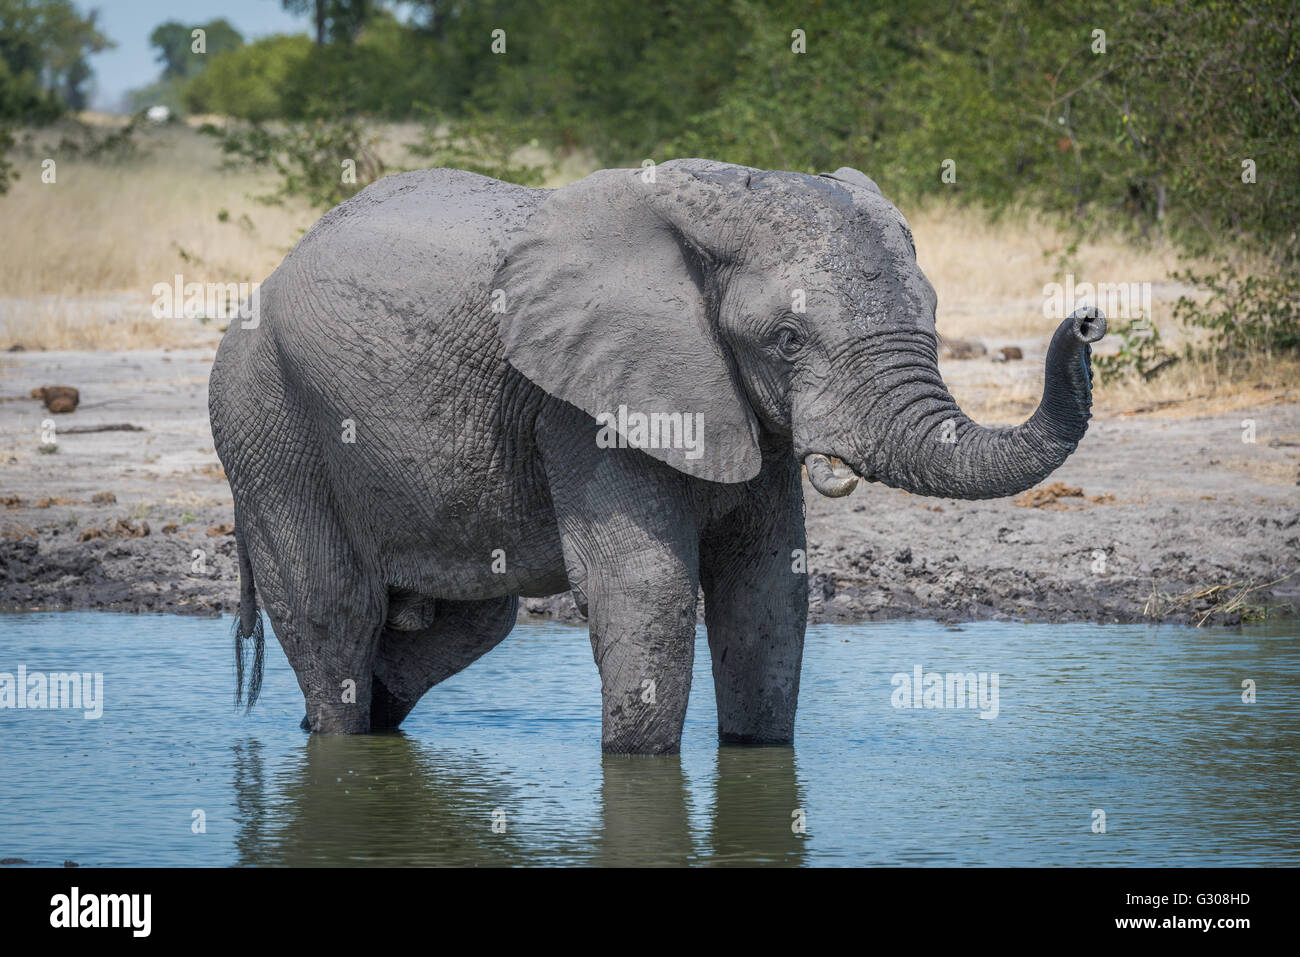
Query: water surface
1 612 1297 866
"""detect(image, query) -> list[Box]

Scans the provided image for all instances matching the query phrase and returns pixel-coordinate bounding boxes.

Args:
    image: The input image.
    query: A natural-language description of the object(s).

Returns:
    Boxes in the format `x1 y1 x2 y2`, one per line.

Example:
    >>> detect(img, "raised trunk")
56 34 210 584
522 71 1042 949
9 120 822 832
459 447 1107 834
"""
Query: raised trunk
851 308 1105 500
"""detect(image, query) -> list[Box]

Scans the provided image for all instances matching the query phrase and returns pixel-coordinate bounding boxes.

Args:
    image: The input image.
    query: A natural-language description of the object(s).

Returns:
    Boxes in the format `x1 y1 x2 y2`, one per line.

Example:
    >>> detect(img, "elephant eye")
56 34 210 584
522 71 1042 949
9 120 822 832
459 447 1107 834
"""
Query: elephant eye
774 325 803 361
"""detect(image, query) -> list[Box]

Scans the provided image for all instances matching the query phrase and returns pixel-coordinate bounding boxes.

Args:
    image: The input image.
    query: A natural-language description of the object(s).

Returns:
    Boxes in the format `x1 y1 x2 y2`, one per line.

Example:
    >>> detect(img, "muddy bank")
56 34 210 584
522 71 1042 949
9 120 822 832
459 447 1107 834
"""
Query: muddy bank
2 348 1298 626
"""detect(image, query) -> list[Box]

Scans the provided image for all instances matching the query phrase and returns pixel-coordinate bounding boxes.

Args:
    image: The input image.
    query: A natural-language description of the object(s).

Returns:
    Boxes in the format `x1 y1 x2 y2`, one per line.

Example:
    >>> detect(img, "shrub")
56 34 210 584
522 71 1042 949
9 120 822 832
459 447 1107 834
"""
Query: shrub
182 35 314 121
201 111 385 209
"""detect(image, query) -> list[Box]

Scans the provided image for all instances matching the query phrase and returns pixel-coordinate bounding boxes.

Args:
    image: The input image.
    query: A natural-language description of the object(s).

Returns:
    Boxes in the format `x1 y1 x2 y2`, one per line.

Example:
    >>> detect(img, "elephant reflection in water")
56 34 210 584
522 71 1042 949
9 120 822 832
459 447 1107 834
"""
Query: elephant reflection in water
232 735 807 866
231 735 526 866
596 748 808 867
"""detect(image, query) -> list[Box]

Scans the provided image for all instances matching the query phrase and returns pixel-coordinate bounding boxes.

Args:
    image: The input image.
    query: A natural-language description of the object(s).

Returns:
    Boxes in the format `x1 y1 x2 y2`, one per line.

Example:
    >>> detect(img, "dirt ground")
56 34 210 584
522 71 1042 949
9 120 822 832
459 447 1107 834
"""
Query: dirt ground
2 344 1297 626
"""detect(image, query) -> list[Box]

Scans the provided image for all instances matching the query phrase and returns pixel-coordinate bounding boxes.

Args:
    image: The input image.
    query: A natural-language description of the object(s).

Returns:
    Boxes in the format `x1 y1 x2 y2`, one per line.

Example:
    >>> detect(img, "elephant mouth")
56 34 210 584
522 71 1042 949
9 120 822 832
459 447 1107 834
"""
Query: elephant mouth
803 452 864 498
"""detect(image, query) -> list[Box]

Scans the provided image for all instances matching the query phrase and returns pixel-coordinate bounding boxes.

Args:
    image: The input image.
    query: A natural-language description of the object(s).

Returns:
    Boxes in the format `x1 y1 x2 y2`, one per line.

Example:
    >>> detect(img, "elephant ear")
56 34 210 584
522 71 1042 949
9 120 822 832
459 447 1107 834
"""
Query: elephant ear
819 166 884 197
493 163 762 483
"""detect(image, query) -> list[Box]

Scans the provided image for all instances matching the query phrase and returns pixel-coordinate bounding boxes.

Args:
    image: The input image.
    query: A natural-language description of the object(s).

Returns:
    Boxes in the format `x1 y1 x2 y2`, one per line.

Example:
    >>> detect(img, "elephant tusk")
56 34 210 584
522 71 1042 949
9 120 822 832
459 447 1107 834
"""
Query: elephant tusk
804 453 859 498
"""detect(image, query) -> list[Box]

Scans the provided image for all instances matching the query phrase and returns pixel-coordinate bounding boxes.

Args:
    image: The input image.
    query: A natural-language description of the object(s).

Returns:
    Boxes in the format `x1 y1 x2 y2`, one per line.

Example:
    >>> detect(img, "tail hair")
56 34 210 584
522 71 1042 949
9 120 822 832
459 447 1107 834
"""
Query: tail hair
233 527 264 711
233 612 265 711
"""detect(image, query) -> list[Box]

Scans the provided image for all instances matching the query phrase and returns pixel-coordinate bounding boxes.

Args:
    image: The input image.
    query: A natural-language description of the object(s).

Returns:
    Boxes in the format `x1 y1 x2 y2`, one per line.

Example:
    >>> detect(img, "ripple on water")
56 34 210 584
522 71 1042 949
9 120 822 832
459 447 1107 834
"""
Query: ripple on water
0 612 1297 866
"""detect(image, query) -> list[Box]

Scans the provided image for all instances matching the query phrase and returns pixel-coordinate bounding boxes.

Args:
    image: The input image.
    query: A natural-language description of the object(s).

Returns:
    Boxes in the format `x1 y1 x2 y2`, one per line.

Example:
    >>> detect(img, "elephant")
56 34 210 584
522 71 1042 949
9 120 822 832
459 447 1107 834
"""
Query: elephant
208 158 1105 754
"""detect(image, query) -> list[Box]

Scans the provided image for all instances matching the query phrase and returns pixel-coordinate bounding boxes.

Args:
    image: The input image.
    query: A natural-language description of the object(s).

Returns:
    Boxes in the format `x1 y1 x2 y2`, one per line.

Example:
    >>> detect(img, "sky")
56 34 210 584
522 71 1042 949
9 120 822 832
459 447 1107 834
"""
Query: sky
85 0 309 111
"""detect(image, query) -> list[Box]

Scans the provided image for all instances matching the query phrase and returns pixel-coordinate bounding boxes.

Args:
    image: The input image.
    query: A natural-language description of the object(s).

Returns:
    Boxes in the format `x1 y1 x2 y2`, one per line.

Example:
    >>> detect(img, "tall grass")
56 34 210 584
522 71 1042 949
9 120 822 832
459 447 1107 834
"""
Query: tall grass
0 118 1288 421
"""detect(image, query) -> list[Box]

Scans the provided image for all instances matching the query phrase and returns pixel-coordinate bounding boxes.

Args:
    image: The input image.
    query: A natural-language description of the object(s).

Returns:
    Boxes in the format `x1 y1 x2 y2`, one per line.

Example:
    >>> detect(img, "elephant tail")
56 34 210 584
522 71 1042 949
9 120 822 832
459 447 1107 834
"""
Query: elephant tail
233 524 265 711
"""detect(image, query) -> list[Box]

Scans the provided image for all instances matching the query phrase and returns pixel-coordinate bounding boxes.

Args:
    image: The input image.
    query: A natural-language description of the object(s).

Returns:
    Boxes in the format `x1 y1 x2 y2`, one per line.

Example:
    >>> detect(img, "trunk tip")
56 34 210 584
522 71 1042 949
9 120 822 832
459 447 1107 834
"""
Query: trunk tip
1069 307 1106 344
804 452 860 498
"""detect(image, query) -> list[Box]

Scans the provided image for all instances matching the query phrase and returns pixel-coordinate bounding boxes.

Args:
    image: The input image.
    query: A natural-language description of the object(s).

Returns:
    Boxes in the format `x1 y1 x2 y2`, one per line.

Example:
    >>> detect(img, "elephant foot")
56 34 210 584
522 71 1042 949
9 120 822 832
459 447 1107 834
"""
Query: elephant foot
301 696 408 738
299 699 371 733
718 730 794 746
299 692 409 732
601 738 683 756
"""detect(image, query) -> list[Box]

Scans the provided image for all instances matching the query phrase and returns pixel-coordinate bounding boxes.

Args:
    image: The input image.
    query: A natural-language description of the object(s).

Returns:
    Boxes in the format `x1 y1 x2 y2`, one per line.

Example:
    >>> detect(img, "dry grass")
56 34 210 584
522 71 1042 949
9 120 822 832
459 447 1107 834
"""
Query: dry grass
0 118 595 350
1 118 313 298
1093 354 1300 417
0 293 222 350
0 121 1289 423
0 117 313 349
907 199 1197 340
944 349 1300 426
1144 570 1298 625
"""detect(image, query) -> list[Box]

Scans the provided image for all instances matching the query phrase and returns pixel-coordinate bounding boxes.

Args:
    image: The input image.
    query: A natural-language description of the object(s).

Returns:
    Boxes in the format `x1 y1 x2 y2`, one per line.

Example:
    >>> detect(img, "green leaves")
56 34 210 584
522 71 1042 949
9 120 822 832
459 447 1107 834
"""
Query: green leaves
407 112 546 187
148 0 1300 277
1173 264 1300 361
200 112 384 210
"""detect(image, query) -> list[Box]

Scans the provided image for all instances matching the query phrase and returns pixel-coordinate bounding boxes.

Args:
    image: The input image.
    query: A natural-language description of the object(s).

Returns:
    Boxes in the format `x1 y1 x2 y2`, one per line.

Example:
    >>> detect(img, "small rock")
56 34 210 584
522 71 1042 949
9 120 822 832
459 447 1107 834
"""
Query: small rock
31 385 80 414
115 519 149 538
81 519 150 541
91 492 116 504
939 337 988 360
206 523 235 537
1014 482 1084 508
809 570 836 600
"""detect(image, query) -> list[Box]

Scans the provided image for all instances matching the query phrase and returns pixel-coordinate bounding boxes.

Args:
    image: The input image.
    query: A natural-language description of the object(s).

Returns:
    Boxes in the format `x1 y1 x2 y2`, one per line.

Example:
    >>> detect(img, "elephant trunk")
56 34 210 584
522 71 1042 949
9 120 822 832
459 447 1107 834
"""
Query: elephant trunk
805 452 859 497
841 307 1105 501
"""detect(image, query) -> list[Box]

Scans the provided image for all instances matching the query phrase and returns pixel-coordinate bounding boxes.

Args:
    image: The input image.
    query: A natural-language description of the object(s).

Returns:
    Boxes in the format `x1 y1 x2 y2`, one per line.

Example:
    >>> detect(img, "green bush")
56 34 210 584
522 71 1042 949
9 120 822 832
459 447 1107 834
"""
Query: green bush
182 35 314 120
1096 263 1300 382
0 56 62 123
408 111 546 186
176 0 1297 274
201 111 385 209
1173 265 1300 361
1093 320 1170 384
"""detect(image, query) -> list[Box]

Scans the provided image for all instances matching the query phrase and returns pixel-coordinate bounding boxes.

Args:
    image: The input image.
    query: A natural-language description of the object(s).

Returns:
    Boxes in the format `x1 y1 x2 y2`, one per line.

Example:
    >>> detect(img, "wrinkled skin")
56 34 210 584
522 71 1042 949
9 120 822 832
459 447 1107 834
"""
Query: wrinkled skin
209 159 1104 754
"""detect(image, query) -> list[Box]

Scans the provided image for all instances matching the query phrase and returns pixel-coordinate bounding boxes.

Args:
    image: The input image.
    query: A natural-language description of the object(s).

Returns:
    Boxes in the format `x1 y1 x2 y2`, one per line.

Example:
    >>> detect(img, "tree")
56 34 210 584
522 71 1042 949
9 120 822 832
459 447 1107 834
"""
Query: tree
0 0 112 117
394 1 446 38
149 19 243 81
281 0 376 45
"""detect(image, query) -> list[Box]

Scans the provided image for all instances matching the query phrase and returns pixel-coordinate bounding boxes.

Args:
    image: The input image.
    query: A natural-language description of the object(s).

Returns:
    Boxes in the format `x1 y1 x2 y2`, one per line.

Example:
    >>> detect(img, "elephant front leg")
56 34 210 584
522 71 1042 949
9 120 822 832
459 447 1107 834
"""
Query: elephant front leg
539 407 701 754
700 471 808 745
587 559 699 754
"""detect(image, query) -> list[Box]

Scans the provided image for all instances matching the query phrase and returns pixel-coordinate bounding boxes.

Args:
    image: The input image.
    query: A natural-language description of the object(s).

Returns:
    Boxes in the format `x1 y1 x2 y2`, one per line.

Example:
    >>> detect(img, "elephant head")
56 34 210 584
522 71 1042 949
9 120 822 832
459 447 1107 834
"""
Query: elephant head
495 159 1104 499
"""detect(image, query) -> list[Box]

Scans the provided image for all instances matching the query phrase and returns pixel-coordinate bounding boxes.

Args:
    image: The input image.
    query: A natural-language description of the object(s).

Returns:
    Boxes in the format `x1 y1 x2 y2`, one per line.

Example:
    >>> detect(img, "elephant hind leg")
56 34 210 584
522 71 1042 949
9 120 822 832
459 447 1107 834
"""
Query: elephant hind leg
249 552 386 734
246 539 386 733
215 340 389 733
370 595 518 730
233 452 388 733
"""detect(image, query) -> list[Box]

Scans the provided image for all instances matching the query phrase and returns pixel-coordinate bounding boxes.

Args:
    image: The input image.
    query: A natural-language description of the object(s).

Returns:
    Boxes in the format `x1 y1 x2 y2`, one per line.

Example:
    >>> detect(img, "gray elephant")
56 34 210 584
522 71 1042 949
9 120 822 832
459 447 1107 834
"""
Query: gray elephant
209 159 1104 754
